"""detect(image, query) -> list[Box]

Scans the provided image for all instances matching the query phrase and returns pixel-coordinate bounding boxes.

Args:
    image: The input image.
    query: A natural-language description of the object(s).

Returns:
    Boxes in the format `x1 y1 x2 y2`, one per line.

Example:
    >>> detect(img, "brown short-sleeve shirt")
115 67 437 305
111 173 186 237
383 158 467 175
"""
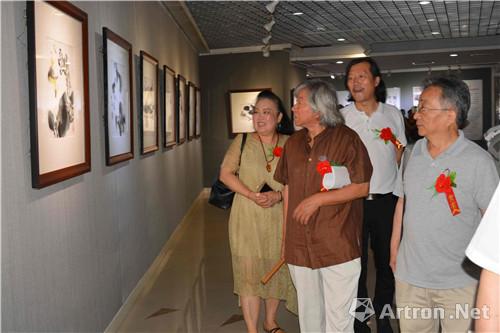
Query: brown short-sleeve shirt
274 125 372 269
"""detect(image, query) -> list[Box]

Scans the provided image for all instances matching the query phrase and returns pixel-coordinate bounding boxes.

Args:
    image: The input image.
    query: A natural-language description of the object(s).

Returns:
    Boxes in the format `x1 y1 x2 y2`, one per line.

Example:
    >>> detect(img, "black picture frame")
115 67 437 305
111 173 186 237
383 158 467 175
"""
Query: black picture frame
163 65 176 148
27 1 90 188
139 50 159 154
176 75 187 144
103 27 134 165
187 81 196 141
195 86 201 138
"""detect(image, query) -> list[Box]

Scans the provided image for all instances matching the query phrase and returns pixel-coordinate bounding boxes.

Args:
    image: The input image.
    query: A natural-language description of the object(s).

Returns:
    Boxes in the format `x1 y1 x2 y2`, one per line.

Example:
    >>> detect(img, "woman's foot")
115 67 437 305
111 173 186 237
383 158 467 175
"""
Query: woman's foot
263 321 285 333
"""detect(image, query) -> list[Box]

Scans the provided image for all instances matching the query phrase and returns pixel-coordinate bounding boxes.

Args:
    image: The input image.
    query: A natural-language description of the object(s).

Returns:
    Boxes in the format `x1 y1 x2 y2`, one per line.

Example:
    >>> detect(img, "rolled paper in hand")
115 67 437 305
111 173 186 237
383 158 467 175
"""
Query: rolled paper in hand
261 258 285 285
322 166 351 190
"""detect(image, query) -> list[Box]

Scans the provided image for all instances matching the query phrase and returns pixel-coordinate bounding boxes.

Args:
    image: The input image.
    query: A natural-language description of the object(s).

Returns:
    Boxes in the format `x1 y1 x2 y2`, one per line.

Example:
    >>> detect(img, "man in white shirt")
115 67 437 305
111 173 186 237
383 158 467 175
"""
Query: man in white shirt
341 58 407 333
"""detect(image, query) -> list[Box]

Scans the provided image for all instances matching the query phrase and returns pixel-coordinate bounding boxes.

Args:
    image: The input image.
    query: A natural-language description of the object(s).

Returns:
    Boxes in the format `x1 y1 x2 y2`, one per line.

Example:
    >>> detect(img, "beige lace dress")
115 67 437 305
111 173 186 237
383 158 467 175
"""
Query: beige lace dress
221 133 297 314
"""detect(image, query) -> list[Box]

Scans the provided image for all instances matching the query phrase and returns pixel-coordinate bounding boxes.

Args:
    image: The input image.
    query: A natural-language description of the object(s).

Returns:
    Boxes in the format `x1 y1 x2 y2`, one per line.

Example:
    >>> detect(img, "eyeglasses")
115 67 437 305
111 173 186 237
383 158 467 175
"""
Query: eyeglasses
415 106 450 114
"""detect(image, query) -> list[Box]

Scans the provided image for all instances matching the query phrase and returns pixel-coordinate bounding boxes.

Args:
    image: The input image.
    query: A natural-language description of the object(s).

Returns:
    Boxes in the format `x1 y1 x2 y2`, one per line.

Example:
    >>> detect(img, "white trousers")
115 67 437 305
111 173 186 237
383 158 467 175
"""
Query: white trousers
288 258 361 333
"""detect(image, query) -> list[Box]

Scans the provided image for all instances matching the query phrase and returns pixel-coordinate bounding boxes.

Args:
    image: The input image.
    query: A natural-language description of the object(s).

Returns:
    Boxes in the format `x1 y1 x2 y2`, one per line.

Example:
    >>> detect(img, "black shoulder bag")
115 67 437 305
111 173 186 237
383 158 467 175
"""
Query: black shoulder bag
208 133 247 210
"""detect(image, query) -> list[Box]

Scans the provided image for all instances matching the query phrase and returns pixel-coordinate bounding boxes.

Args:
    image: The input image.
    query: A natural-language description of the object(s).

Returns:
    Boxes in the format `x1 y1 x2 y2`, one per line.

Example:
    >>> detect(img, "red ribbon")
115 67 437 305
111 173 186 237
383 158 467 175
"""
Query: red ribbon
435 173 461 216
379 127 403 149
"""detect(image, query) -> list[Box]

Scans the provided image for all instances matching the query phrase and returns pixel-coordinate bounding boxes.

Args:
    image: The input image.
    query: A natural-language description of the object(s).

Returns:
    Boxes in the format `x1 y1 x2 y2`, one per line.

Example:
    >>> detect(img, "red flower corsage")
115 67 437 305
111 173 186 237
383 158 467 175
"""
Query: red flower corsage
430 169 461 216
373 127 404 149
316 160 332 176
273 146 283 157
316 158 344 192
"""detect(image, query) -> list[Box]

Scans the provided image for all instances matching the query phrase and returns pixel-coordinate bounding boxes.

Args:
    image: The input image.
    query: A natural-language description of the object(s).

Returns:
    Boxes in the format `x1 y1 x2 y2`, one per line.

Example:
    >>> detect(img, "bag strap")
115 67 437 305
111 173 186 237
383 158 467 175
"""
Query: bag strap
238 133 247 167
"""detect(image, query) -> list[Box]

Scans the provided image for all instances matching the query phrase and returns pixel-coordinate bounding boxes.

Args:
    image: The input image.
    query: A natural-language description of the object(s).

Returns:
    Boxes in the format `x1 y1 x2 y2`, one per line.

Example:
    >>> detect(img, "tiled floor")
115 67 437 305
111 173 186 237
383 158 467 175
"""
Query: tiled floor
106 190 397 333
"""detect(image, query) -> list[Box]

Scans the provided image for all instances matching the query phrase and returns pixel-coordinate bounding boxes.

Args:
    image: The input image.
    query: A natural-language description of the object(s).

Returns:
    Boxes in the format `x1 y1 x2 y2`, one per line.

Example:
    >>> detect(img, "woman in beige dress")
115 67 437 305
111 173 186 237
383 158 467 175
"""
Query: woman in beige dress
220 90 296 333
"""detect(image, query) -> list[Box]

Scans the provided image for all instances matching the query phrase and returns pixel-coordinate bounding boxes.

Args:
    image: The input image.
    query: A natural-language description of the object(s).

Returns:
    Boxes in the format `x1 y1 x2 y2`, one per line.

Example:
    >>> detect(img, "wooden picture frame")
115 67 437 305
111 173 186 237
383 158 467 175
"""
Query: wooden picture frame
195 86 201 138
187 81 196 141
176 75 187 144
227 88 269 137
139 50 159 154
103 27 134 165
163 65 176 148
27 1 90 188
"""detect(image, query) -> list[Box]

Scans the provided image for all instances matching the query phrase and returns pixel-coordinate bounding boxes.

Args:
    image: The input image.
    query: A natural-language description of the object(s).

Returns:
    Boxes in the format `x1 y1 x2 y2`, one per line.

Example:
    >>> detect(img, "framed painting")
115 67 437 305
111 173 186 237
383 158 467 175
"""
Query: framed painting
140 50 159 154
103 27 133 165
187 81 196 140
163 65 176 148
27 1 90 188
227 89 269 137
177 75 187 144
195 86 201 138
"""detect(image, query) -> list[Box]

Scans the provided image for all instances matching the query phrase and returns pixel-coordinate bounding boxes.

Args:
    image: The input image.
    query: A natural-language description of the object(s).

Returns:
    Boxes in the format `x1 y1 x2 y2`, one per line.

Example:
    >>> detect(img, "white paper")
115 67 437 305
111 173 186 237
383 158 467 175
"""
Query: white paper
322 166 351 190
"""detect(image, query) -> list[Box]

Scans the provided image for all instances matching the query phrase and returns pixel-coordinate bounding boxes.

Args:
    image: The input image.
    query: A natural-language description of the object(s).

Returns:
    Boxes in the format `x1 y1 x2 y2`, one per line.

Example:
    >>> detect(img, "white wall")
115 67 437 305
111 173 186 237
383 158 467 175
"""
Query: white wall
1 1 202 331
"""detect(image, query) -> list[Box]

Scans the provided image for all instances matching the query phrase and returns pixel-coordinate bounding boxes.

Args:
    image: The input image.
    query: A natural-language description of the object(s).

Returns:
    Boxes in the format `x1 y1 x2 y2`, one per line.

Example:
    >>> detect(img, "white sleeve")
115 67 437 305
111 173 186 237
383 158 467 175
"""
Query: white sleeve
466 184 500 274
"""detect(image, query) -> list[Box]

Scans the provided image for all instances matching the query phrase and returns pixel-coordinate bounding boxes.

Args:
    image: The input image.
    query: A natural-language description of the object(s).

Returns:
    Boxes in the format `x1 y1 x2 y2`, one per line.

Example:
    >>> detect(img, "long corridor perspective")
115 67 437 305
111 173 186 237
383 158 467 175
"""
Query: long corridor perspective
106 190 388 333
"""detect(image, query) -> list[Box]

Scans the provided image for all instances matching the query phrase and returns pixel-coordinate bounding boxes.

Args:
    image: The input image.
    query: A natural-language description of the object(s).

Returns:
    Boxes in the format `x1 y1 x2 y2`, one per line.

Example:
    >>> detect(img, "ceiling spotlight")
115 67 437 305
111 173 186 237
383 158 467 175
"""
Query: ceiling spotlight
431 31 440 35
337 38 346 42
262 35 272 44
316 26 325 31
427 18 436 22
264 19 275 32
449 53 458 57
266 1 279 14
330 74 335 79
419 1 431 5
292 12 303 16
336 60 344 64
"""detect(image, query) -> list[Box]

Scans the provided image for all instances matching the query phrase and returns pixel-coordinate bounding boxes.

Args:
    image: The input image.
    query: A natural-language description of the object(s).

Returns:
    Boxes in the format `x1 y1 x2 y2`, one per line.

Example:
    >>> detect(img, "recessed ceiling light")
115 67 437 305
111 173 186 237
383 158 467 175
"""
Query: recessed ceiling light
431 31 440 35
336 60 344 64
427 18 436 22
337 38 346 42
449 53 458 57
412 61 435 66
330 74 335 79
293 12 303 16
317 26 325 31
419 1 431 5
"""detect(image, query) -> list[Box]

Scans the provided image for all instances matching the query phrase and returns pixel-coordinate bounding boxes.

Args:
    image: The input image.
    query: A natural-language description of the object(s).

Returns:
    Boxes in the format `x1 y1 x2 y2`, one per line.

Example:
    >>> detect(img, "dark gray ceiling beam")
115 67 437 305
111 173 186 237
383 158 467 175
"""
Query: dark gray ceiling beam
160 1 209 53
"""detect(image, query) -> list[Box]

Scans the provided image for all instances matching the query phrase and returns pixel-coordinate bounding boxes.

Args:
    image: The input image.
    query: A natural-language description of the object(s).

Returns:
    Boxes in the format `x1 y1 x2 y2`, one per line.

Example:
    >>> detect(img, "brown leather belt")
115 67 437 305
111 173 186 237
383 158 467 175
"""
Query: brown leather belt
365 193 393 201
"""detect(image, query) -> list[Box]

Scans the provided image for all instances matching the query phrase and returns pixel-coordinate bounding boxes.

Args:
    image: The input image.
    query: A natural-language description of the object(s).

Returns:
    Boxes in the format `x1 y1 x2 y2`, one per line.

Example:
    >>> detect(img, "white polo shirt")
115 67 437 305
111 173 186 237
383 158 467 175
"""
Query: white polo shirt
341 102 407 194
466 183 500 275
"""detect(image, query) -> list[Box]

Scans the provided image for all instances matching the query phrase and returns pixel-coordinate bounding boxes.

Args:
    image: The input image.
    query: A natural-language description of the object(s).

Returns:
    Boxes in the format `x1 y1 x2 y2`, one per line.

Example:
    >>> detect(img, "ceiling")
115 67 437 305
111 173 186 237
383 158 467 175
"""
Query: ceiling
181 1 500 76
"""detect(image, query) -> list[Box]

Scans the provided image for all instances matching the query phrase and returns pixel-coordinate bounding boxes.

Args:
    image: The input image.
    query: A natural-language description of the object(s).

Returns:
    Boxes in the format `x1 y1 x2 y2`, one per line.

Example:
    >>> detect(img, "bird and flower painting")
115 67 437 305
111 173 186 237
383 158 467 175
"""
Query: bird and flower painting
28 1 90 188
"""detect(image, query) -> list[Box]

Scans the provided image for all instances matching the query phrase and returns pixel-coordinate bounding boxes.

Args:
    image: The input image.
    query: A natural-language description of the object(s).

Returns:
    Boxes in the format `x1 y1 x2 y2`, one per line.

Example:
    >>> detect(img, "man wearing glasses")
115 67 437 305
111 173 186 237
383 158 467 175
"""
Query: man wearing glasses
390 76 499 332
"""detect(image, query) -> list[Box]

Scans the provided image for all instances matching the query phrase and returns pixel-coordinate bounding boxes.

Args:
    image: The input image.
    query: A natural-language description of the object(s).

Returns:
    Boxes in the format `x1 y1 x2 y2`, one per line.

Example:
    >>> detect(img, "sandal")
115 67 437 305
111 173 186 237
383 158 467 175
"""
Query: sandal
264 327 285 333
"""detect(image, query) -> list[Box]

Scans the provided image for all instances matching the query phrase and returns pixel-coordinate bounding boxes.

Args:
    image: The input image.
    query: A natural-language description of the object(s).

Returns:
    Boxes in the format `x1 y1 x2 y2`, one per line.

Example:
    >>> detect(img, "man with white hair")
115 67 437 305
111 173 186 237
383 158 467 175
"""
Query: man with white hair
275 79 372 332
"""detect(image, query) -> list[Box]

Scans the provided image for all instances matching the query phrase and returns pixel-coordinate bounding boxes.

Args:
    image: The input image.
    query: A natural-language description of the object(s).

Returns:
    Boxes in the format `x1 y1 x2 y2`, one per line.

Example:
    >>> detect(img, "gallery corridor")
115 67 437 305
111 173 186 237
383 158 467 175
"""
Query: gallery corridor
105 190 388 333
105 190 300 332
